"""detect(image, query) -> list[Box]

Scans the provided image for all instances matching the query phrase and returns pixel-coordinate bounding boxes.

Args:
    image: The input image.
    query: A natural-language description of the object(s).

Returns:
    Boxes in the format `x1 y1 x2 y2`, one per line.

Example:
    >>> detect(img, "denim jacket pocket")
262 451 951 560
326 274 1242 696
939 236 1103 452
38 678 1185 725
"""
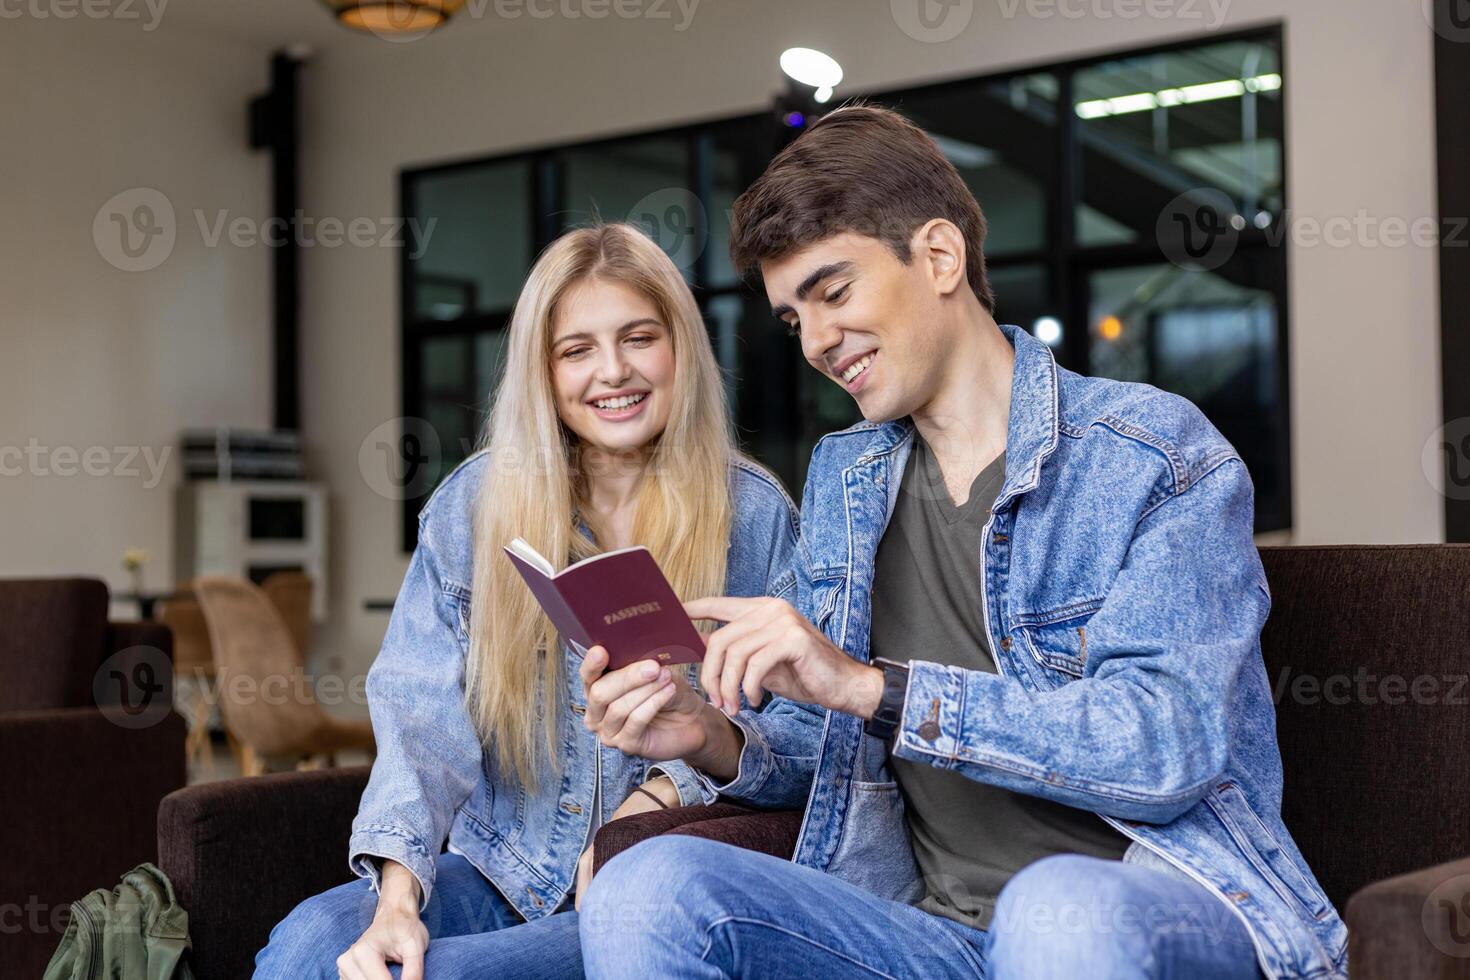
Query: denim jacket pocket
1206 782 1332 920
809 570 847 638
1018 616 1095 679
826 780 923 905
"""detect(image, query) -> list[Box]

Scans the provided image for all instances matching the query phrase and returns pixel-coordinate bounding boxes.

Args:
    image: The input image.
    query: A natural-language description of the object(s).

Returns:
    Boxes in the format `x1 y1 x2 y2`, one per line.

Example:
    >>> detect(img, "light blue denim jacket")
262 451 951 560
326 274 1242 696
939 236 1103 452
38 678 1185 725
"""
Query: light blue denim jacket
705 324 1347 979
348 450 798 918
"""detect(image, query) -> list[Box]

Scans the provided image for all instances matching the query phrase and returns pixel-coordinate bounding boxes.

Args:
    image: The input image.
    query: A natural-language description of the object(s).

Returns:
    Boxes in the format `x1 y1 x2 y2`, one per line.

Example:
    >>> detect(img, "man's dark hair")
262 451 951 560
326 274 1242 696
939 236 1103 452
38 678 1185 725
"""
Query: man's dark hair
728 103 995 313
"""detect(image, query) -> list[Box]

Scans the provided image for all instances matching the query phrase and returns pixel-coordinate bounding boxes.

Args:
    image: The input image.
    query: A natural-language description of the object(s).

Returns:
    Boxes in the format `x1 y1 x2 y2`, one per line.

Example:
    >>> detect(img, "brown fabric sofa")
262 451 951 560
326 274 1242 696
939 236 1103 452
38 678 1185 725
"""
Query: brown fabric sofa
156 545 1470 978
1 577 188 978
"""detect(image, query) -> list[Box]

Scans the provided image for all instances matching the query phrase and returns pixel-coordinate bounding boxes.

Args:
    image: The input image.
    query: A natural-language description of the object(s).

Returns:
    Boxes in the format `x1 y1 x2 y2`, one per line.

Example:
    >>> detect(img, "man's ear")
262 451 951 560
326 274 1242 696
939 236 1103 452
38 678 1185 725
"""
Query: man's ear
913 219 967 297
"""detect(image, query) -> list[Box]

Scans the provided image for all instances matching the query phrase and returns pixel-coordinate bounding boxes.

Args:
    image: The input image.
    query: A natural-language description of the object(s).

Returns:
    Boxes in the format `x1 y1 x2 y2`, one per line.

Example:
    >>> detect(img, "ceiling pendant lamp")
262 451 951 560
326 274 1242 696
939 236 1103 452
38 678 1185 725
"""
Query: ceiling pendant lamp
321 0 467 37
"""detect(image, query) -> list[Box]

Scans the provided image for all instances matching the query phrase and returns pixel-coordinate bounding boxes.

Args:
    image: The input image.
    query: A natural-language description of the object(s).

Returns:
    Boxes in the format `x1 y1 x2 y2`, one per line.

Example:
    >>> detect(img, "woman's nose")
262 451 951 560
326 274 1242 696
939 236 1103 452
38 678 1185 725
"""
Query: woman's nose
595 349 631 385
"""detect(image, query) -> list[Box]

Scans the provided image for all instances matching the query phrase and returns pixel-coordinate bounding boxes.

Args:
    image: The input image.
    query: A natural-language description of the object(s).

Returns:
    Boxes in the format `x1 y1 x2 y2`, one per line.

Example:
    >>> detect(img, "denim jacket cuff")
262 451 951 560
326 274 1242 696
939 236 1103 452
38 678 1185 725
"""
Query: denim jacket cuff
349 825 438 911
890 660 969 766
645 760 719 806
701 711 774 801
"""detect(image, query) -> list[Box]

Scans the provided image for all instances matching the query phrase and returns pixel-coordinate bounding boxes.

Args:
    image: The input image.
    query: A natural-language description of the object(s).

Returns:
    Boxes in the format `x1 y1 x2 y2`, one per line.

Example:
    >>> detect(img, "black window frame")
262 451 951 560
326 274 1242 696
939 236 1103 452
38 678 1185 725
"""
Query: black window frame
399 23 1290 550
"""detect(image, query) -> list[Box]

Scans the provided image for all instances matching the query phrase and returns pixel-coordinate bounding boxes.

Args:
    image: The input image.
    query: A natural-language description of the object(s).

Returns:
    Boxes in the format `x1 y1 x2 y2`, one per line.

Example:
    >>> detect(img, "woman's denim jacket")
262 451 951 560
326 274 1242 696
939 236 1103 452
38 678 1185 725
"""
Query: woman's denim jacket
348 451 798 918
704 325 1348 980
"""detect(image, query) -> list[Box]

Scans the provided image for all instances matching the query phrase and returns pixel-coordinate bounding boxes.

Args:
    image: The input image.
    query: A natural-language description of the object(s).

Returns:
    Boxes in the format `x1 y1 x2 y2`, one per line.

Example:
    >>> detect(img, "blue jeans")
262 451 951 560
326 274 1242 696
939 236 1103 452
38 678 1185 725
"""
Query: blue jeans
579 837 1262 979
254 853 582 979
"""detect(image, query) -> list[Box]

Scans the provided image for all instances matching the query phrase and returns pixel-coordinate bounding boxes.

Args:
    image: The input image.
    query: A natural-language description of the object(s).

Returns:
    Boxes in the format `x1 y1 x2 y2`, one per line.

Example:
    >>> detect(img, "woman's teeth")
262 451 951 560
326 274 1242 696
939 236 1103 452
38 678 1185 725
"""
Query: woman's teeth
592 393 647 410
842 353 875 383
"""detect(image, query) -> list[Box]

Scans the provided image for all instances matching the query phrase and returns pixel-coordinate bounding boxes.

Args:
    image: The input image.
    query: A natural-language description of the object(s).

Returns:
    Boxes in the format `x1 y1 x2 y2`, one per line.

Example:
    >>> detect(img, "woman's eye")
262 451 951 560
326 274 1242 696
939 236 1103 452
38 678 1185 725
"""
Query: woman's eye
626 334 654 346
563 346 590 359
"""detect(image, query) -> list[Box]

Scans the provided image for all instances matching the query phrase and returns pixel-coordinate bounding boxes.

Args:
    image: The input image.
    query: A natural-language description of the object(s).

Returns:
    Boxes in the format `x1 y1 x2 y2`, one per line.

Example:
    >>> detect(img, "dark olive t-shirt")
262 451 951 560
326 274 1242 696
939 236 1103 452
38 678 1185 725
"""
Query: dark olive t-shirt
870 435 1129 929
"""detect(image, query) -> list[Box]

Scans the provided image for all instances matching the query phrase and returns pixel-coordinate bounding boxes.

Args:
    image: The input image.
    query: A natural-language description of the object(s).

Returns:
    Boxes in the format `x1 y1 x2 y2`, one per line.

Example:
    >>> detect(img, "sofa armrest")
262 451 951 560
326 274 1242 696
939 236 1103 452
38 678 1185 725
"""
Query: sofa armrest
0 707 187 979
157 765 370 980
593 805 803 874
1347 854 1470 980
107 619 174 661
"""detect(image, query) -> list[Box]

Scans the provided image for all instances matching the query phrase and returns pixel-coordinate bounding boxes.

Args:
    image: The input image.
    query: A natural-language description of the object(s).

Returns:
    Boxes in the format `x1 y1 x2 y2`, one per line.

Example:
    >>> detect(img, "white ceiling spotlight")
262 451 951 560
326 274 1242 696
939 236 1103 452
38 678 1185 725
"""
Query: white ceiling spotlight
781 47 843 100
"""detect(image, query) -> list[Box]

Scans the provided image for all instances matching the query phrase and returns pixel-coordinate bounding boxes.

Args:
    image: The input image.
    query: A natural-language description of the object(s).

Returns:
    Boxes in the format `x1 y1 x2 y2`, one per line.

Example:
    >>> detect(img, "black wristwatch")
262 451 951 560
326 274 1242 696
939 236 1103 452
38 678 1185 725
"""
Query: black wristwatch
863 657 911 741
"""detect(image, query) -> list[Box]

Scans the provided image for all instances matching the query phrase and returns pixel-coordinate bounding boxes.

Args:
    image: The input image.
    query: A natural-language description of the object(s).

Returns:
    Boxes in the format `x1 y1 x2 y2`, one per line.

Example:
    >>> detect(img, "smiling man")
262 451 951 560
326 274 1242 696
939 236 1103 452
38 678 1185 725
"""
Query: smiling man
577 105 1346 980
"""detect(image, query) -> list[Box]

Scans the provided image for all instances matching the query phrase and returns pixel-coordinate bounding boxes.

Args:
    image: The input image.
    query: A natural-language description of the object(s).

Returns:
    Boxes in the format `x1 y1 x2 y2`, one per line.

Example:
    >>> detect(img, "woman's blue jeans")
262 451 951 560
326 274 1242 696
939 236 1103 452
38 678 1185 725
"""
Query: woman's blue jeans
254 853 582 979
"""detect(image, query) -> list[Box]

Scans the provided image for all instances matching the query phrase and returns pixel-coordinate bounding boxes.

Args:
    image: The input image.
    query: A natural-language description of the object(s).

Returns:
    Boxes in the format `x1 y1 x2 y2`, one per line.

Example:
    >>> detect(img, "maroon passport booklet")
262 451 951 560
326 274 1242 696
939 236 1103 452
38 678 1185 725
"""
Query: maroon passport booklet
502 537 705 671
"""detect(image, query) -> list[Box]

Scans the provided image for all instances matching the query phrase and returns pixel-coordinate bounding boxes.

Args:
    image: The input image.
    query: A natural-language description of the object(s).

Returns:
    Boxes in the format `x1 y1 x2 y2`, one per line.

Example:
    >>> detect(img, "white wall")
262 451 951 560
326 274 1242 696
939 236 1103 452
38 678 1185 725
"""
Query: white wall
0 13 273 605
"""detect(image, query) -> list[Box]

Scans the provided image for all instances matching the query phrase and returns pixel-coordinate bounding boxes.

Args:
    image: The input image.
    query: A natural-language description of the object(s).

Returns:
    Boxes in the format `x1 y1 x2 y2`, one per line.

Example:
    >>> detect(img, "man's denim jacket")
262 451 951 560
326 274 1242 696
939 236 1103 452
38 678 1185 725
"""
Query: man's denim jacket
348 451 798 918
705 324 1347 979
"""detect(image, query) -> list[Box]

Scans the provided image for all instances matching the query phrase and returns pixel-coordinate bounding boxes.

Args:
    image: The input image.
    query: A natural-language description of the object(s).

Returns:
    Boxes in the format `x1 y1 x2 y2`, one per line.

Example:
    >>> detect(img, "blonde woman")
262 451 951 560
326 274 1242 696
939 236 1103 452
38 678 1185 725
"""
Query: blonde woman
255 224 798 980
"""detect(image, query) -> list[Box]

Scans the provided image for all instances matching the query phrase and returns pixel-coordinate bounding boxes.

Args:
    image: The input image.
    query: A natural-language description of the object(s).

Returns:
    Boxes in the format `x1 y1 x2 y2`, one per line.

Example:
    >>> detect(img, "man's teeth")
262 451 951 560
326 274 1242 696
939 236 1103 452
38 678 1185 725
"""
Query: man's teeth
593 393 647 410
841 353 875 383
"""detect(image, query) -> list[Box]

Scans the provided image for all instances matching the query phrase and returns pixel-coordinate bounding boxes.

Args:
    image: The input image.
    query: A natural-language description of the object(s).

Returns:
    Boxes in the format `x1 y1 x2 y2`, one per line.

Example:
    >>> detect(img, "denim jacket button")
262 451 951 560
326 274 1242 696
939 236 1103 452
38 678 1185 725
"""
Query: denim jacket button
918 720 942 741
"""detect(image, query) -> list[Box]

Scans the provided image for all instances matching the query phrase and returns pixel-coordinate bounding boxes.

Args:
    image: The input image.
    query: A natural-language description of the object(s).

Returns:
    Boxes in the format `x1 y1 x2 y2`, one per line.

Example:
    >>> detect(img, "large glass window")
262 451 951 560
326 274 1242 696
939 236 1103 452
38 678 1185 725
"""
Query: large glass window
401 27 1289 547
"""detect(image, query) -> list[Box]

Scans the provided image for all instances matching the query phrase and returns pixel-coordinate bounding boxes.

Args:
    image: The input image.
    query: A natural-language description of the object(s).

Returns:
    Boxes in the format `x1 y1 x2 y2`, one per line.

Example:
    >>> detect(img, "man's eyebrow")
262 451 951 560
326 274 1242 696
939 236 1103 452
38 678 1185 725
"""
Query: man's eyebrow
770 261 855 319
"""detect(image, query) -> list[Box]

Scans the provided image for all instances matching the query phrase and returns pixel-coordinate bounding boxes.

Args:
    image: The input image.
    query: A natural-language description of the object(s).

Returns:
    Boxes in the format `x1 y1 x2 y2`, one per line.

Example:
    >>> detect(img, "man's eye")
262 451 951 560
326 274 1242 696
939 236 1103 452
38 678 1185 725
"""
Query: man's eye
827 285 849 303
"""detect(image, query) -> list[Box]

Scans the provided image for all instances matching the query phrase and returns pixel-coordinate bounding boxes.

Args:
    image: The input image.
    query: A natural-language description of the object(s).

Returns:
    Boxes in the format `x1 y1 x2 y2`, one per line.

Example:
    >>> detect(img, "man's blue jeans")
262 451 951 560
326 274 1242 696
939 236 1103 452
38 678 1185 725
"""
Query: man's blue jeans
253 853 582 979
579 837 1263 979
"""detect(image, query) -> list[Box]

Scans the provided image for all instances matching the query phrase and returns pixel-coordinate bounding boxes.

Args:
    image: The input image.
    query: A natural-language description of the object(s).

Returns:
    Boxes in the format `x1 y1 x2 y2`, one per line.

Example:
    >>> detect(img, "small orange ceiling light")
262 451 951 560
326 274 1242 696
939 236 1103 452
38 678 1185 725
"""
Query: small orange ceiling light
322 0 467 35
1098 315 1124 341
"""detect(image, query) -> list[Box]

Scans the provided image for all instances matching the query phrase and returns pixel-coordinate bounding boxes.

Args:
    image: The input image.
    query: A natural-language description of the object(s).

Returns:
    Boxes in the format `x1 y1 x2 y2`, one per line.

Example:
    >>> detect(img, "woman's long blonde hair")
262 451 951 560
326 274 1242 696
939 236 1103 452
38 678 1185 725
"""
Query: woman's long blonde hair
465 223 734 789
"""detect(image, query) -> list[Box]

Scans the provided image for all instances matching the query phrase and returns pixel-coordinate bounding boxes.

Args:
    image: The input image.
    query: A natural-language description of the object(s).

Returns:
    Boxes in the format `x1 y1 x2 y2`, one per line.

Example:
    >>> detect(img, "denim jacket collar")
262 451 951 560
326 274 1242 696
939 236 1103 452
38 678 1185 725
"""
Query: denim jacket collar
854 322 1059 515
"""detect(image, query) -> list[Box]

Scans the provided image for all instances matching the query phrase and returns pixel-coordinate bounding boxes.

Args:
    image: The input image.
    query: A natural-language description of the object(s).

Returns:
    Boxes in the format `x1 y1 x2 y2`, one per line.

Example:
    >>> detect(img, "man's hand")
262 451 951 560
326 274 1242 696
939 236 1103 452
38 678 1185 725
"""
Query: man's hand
579 647 710 761
573 776 679 911
685 596 884 720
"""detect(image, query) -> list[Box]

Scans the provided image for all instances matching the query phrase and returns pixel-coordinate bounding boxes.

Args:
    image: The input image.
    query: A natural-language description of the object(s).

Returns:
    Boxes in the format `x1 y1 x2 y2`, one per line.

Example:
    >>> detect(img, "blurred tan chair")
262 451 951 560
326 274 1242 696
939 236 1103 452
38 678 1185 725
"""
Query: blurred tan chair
192 575 374 776
260 570 312 665
157 594 218 769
